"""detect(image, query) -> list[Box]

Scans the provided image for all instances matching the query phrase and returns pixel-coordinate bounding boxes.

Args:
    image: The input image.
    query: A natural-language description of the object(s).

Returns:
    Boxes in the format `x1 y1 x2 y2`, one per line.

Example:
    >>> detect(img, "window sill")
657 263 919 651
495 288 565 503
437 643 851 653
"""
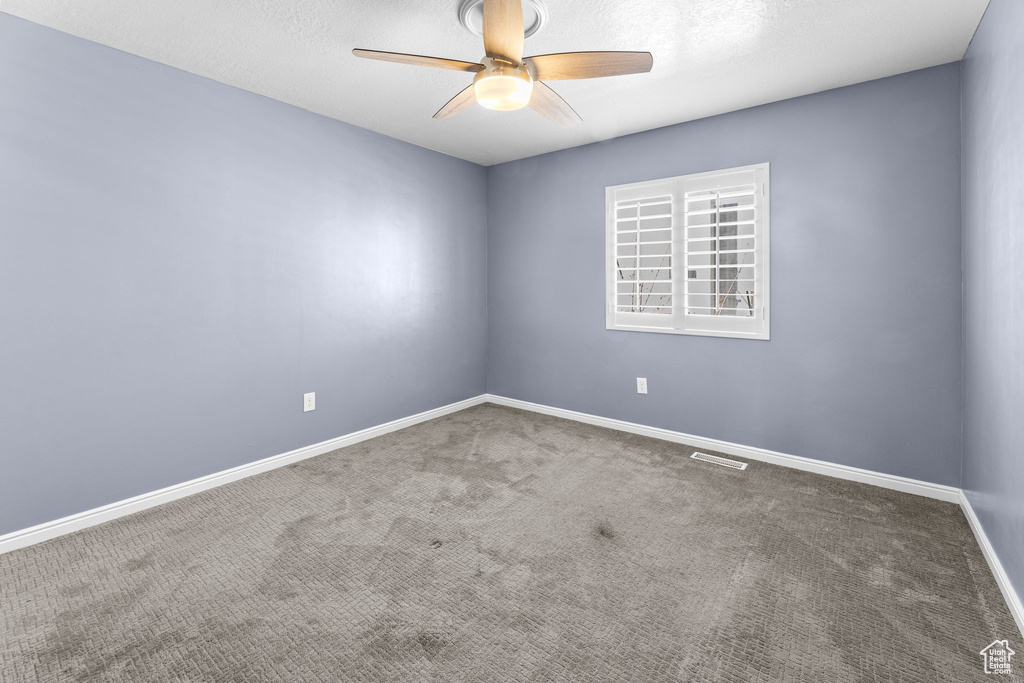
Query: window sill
606 323 770 341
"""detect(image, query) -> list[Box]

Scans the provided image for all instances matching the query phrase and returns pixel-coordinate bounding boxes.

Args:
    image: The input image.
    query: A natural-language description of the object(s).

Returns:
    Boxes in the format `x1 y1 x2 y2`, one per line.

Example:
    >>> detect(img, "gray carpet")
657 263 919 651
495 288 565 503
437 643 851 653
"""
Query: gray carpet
1 403 1019 682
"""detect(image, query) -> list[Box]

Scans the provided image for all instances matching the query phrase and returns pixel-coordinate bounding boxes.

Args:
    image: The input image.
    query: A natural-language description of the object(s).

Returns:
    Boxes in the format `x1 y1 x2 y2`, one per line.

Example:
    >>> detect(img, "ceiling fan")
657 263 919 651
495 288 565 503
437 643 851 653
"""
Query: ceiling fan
352 0 653 127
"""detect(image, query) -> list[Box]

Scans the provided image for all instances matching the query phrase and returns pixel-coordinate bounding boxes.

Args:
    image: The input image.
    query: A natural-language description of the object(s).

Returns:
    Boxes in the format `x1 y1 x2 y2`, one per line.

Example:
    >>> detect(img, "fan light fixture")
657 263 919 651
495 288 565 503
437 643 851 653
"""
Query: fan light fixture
473 61 533 111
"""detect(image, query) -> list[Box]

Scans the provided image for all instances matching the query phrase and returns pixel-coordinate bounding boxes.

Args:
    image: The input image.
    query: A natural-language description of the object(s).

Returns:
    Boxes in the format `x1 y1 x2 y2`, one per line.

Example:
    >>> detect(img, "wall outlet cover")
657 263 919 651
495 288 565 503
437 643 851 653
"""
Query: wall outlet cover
637 378 648 394
304 392 315 412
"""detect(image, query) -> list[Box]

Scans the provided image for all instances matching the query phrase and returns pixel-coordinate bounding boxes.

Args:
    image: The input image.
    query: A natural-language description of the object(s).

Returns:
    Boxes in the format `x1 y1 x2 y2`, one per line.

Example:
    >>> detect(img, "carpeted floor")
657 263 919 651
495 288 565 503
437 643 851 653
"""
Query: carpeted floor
1 403 1020 682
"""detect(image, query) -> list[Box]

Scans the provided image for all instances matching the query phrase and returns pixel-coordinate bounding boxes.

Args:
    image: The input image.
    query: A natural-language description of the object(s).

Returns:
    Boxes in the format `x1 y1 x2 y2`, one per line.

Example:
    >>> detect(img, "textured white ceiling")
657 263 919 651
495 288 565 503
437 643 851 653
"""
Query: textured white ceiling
3 0 989 166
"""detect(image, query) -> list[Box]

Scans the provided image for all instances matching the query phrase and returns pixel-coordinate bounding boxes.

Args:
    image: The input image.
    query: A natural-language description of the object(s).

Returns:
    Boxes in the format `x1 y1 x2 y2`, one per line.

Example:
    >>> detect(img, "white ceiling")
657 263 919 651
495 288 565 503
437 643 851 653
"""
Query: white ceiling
3 0 989 166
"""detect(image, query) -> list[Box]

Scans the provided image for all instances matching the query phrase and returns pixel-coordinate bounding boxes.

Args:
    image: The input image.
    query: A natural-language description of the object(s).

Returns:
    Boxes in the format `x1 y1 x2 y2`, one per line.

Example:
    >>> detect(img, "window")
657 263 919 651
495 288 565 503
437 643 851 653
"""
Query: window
606 163 770 339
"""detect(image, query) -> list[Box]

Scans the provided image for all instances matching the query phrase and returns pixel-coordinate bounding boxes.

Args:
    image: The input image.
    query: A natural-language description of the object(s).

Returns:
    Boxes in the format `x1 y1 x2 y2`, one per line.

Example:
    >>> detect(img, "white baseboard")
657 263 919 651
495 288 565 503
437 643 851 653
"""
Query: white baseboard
958 490 1024 638
0 394 489 556
483 394 961 503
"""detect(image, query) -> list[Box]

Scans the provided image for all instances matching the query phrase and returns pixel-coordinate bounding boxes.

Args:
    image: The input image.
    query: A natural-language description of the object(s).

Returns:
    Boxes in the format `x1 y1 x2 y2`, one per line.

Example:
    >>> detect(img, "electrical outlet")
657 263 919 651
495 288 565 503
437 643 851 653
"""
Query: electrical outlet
303 392 315 412
636 378 648 394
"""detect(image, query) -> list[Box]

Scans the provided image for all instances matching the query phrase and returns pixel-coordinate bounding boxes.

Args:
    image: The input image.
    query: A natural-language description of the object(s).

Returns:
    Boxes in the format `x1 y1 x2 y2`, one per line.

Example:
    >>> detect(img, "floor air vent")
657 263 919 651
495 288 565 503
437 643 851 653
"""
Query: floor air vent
690 452 748 470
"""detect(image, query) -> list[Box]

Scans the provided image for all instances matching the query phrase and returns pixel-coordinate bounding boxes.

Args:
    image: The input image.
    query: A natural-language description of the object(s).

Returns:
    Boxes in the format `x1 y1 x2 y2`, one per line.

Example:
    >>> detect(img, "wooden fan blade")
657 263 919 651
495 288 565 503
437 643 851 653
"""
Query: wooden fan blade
433 85 478 119
529 82 581 128
352 49 483 73
482 0 524 65
524 51 653 81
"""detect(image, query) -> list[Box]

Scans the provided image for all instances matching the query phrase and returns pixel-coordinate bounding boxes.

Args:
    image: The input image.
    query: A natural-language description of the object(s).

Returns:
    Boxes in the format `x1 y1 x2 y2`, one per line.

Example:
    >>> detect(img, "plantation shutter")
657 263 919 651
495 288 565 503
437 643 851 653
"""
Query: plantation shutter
606 164 769 339
608 179 676 330
680 165 768 337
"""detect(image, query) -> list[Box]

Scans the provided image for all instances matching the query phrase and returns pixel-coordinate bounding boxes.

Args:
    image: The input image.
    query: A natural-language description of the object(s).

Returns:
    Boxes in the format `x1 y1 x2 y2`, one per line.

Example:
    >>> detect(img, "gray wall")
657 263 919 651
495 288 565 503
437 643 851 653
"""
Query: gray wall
961 0 1024 610
0 14 488 535
487 64 964 486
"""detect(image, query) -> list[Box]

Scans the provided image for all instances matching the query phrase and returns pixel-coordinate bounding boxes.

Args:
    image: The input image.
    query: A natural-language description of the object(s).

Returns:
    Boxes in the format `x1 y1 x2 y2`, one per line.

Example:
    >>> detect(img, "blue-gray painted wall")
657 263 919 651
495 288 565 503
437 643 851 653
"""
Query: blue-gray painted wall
487 64 964 487
0 14 488 535
961 0 1024 613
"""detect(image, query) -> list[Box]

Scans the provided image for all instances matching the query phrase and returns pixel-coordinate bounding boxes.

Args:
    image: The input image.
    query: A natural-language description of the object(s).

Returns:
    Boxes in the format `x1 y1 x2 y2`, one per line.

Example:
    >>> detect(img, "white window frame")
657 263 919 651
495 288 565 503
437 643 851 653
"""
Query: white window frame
605 163 770 340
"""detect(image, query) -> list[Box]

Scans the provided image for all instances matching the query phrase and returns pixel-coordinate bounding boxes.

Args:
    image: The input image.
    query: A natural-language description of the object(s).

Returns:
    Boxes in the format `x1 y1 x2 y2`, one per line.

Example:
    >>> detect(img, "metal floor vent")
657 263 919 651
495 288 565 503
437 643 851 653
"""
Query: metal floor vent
690 452 748 470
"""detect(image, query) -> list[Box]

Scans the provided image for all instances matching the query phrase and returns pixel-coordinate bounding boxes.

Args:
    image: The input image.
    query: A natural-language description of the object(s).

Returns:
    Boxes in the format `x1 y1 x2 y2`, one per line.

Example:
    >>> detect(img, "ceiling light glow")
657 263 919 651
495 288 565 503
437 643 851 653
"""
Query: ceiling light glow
473 65 533 111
